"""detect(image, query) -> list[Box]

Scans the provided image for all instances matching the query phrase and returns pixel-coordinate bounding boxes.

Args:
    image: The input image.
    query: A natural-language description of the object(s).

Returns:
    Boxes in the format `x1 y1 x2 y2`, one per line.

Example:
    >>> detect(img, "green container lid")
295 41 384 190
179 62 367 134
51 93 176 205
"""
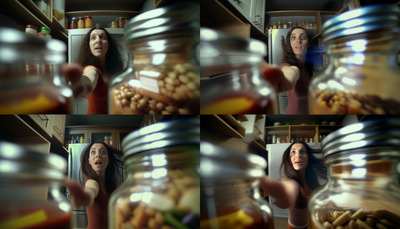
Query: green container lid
40 26 51 35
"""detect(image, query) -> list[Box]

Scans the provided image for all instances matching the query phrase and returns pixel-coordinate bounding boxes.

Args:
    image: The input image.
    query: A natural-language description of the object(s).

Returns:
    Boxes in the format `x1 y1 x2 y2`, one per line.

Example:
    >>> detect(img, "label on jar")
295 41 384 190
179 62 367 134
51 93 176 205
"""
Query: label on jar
138 71 160 94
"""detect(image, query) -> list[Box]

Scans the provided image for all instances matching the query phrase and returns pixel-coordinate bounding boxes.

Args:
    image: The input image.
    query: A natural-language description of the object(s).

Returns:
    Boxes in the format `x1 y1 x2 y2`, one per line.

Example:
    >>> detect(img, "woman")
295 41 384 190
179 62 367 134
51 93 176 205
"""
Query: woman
280 27 315 114
75 28 123 114
261 141 326 229
65 142 123 229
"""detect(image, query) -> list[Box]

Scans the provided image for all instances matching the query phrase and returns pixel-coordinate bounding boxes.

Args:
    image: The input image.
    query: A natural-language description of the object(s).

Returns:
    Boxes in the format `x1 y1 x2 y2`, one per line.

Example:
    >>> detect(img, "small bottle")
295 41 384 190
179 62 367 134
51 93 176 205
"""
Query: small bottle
70 17 77 29
77 17 84 29
277 21 282 29
277 137 281 144
79 136 83 143
109 136 113 145
272 135 276 144
104 136 109 145
110 20 118 28
85 16 92 28
272 22 277 29
283 20 287 29
288 21 292 29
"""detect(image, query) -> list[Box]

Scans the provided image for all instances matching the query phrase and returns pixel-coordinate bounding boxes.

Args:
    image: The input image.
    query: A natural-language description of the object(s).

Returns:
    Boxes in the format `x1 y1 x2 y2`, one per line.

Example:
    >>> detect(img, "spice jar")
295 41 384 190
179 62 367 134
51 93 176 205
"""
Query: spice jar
308 118 400 229
200 141 274 229
0 28 73 114
110 2 199 114
25 24 38 36
109 118 200 229
0 141 72 229
77 16 84 29
309 5 400 114
85 15 92 28
118 17 129 28
200 28 278 114
69 17 77 29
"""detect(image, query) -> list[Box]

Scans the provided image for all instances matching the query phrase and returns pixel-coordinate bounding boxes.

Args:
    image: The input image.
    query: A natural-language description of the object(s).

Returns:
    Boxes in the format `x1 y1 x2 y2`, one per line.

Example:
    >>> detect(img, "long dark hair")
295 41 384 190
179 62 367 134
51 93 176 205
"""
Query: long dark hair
281 27 314 76
77 28 123 75
280 141 327 207
80 141 122 195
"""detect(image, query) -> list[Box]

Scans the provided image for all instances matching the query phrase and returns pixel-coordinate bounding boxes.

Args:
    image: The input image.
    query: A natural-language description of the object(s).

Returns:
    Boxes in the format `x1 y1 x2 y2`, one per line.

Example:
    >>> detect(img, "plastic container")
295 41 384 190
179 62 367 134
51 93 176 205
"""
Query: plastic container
77 17 84 29
0 141 72 229
109 118 200 229
85 16 92 28
308 118 400 229
25 24 38 36
39 26 51 35
200 28 278 114
110 2 199 114
200 141 274 229
0 28 73 114
309 5 400 114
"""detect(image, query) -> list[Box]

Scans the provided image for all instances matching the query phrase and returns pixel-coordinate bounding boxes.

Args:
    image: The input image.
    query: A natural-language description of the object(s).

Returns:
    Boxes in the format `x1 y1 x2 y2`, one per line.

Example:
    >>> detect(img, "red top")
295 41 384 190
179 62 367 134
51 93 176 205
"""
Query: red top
86 184 109 229
84 66 108 114
281 63 310 114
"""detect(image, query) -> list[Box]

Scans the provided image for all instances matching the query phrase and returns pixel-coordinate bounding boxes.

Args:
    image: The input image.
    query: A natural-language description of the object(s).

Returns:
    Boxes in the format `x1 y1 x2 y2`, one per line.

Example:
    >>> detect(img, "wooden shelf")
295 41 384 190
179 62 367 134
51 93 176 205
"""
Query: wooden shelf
65 10 141 17
201 115 245 139
266 10 335 17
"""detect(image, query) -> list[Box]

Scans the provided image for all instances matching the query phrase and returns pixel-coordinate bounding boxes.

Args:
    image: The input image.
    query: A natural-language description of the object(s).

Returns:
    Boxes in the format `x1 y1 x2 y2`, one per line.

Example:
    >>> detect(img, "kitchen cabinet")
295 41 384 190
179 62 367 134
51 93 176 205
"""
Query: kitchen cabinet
28 115 66 145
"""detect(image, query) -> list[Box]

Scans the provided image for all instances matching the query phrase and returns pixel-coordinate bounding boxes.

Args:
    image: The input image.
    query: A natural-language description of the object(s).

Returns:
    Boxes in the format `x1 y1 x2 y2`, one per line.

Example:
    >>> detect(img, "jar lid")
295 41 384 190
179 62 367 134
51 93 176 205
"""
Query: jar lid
121 118 199 160
0 141 67 183
321 4 400 43
0 28 65 63
321 118 400 157
124 2 199 43
201 141 266 180
78 16 84 19
85 15 92 18
200 27 266 75
26 24 38 30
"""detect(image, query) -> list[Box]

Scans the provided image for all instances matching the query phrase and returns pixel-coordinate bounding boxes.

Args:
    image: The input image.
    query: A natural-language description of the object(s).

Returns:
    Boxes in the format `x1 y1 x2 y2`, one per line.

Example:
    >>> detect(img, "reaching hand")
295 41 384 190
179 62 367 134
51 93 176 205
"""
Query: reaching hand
64 178 93 208
260 176 292 209
261 63 293 93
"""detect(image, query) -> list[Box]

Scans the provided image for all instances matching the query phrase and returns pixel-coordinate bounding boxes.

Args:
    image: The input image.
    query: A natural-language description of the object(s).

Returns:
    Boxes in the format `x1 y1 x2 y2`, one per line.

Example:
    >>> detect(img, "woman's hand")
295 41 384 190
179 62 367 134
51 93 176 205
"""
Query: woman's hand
260 176 293 209
61 63 93 98
64 178 94 208
262 63 293 93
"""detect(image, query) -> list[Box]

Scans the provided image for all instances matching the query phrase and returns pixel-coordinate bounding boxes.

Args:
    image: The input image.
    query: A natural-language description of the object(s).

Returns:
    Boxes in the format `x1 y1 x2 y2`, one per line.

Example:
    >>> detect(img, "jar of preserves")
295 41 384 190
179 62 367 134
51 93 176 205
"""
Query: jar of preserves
118 17 129 28
0 28 73 114
110 2 199 114
25 24 38 36
200 141 274 229
110 20 118 28
308 118 400 229
309 5 400 114
109 118 200 229
0 141 72 229
85 15 92 28
200 28 278 114
69 17 77 29
77 16 84 29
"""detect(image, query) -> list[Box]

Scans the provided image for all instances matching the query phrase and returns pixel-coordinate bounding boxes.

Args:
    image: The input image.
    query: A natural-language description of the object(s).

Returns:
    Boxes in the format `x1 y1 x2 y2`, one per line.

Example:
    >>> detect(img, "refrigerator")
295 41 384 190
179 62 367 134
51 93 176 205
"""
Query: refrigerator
266 142 324 218
68 28 129 114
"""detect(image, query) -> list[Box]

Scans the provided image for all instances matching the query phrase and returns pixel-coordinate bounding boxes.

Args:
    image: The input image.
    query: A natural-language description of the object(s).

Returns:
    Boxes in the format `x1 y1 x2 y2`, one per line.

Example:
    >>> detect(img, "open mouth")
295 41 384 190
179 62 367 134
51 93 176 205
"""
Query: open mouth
294 161 302 165
94 47 103 51
95 161 102 166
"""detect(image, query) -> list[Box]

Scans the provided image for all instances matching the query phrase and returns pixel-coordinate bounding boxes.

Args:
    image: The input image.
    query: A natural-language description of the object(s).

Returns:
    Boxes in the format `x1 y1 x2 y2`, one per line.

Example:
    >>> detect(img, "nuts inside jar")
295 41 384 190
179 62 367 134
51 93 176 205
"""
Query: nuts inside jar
312 90 400 114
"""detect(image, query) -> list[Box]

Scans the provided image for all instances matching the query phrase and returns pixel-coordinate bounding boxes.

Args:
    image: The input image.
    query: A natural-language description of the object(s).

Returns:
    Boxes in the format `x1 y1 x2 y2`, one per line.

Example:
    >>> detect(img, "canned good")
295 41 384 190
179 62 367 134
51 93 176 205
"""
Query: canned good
309 5 400 114
0 28 73 114
308 118 400 228
85 16 92 28
110 2 199 114
0 141 72 229
109 118 200 229
200 28 278 114
77 17 84 29
200 141 274 229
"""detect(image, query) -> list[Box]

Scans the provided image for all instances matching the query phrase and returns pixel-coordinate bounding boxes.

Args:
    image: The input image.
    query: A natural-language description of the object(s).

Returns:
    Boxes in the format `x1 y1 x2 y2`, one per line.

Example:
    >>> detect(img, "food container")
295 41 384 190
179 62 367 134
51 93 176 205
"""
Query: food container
77 16 84 29
309 5 400 114
200 28 278 114
39 26 51 35
25 24 38 36
118 17 129 28
110 2 199 114
0 28 73 114
200 141 274 228
109 118 200 229
69 17 77 29
85 16 92 28
0 141 72 229
308 118 400 229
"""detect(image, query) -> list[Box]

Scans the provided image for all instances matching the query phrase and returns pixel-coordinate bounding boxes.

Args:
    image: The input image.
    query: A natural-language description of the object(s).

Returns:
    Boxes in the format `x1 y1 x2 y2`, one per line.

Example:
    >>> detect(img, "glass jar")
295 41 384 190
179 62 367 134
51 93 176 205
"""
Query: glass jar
309 5 400 114
109 118 200 229
77 17 84 29
200 141 274 229
110 20 118 28
0 28 73 114
69 17 77 29
0 141 72 229
85 16 92 28
200 28 278 114
110 2 199 114
25 24 38 36
118 17 129 28
308 118 400 229
39 26 51 35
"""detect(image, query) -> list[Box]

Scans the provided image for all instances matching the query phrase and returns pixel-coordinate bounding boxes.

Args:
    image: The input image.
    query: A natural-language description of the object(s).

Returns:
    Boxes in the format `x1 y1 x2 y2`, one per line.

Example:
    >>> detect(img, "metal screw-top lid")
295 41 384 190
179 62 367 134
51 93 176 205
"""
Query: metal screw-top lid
124 2 199 44
321 4 400 43
0 141 67 183
201 141 266 180
200 27 266 76
0 28 66 63
321 118 400 158
122 118 199 160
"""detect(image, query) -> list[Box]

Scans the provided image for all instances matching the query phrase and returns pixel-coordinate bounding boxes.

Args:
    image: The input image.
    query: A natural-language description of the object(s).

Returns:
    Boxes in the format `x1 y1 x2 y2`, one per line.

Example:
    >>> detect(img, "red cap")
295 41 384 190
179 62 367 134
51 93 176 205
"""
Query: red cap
26 24 38 30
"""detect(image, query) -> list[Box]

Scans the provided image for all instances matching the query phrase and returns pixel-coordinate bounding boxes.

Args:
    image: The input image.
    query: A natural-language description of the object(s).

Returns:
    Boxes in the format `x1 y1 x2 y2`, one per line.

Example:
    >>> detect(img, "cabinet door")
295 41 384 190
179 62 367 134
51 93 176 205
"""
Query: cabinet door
29 115 53 137
227 0 251 20
249 0 265 33
51 115 65 144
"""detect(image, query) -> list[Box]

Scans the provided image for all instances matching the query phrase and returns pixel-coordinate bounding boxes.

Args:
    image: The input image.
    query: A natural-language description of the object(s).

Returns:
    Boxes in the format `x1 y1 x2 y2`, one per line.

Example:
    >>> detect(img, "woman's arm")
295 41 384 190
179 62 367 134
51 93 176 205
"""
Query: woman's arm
281 65 301 86
64 178 99 208
260 176 299 209
261 63 297 93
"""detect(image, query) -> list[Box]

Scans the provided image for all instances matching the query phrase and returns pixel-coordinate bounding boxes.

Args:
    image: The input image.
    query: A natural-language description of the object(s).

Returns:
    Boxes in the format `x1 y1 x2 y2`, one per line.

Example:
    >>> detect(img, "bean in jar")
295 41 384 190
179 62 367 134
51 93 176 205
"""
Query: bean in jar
109 118 200 229
110 2 199 114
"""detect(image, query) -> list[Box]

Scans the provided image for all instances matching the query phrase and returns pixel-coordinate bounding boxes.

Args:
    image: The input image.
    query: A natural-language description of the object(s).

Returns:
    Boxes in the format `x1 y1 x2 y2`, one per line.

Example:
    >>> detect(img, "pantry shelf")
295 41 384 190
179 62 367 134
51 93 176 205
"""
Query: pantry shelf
65 10 141 17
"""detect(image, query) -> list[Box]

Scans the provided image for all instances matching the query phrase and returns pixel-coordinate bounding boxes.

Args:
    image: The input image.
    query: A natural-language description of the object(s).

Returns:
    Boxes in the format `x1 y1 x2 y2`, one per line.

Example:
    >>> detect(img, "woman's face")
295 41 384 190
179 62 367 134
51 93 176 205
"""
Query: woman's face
290 143 309 171
89 29 109 58
290 28 308 56
88 143 109 175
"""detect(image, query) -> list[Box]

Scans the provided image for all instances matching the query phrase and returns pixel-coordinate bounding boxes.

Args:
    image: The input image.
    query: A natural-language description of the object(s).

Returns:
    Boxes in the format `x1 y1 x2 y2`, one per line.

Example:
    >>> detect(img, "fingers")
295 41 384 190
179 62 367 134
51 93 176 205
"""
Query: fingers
64 178 92 208
260 176 291 209
62 63 82 84
261 63 293 93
